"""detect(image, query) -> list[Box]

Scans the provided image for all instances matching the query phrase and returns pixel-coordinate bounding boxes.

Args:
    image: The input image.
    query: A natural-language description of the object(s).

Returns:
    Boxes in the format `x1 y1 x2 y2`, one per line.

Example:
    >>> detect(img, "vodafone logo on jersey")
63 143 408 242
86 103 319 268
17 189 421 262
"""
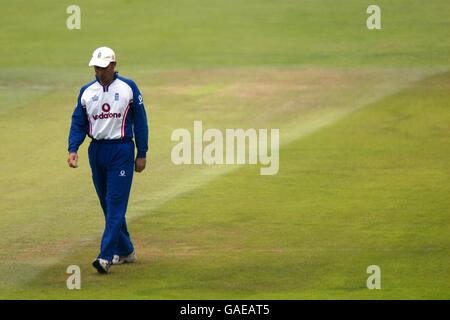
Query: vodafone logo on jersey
102 103 110 112
93 113 121 120
92 103 122 120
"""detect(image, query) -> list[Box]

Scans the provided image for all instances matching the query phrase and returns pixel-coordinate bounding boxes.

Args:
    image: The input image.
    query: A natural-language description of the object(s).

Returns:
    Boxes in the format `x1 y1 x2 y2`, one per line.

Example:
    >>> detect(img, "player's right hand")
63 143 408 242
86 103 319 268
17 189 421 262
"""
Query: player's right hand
68 152 78 168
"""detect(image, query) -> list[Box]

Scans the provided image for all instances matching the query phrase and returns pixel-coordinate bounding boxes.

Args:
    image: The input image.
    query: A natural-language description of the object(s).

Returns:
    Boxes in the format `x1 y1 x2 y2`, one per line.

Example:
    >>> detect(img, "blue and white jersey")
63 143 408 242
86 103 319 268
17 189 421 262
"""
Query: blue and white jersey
68 72 148 158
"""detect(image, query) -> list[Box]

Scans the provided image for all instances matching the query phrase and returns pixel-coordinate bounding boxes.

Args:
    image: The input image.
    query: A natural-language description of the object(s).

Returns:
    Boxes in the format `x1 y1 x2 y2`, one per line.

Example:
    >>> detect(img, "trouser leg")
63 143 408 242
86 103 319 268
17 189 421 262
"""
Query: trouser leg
88 143 107 216
116 218 134 256
98 142 135 261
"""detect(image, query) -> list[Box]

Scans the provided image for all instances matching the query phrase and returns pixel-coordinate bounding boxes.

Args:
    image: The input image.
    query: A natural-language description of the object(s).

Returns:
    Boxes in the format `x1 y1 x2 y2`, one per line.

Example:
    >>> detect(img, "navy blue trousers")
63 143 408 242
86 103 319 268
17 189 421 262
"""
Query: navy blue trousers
88 139 135 262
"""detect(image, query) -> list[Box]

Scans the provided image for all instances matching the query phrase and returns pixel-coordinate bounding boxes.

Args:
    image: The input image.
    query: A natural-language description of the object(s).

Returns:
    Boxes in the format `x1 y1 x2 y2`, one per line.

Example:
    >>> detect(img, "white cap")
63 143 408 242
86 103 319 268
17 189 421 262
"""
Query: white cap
88 47 116 68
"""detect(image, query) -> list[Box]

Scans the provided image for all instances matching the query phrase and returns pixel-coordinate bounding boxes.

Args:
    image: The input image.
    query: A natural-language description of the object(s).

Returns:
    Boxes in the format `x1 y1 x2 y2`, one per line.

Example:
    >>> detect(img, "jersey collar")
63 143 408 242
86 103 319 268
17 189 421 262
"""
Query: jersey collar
96 72 118 92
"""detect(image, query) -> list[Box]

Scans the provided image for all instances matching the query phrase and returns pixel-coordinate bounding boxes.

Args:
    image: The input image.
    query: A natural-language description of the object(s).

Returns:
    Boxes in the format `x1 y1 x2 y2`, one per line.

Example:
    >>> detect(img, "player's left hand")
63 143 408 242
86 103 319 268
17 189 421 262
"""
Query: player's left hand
135 157 146 173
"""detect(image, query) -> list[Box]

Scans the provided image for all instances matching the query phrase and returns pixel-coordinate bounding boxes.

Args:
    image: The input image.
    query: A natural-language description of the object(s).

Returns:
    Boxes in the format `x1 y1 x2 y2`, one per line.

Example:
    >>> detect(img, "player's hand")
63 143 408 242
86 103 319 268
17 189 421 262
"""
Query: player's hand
68 152 78 168
135 157 146 173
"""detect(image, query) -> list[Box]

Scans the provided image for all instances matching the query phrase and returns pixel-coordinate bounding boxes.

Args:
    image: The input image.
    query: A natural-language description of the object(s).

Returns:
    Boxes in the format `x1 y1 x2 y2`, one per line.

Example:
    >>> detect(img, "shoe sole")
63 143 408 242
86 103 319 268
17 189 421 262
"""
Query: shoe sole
112 253 137 265
92 260 109 274
112 258 135 265
123 257 136 263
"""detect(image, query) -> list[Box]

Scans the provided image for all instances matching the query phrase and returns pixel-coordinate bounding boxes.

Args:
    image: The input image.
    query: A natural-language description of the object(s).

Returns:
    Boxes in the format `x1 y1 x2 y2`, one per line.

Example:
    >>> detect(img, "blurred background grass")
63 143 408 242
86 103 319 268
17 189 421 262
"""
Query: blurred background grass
0 0 449 299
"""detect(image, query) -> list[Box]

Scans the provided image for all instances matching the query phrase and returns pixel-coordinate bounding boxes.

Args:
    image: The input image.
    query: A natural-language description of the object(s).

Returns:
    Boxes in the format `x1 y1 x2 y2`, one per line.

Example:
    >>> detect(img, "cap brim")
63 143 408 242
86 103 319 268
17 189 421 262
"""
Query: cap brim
88 58 110 68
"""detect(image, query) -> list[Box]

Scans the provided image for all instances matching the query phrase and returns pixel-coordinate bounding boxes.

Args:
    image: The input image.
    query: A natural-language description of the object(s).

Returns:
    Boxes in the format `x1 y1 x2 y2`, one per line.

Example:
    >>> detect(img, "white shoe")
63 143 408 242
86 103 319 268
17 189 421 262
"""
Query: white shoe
92 258 110 274
112 251 137 265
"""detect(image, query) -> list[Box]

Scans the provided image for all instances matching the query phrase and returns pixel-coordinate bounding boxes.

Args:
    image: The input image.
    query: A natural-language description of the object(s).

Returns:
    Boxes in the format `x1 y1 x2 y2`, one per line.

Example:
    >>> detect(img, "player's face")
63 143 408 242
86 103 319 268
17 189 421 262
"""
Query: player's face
94 62 116 84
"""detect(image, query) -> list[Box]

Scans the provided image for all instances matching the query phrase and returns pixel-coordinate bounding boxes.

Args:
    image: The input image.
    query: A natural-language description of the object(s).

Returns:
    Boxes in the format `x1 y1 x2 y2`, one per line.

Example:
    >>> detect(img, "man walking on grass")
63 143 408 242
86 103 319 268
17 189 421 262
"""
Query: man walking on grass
67 46 148 274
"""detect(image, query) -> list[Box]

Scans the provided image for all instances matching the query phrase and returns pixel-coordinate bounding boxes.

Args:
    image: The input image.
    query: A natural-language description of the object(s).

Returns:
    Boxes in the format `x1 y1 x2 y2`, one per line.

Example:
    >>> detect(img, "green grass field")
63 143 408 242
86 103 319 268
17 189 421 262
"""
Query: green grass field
0 0 449 299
